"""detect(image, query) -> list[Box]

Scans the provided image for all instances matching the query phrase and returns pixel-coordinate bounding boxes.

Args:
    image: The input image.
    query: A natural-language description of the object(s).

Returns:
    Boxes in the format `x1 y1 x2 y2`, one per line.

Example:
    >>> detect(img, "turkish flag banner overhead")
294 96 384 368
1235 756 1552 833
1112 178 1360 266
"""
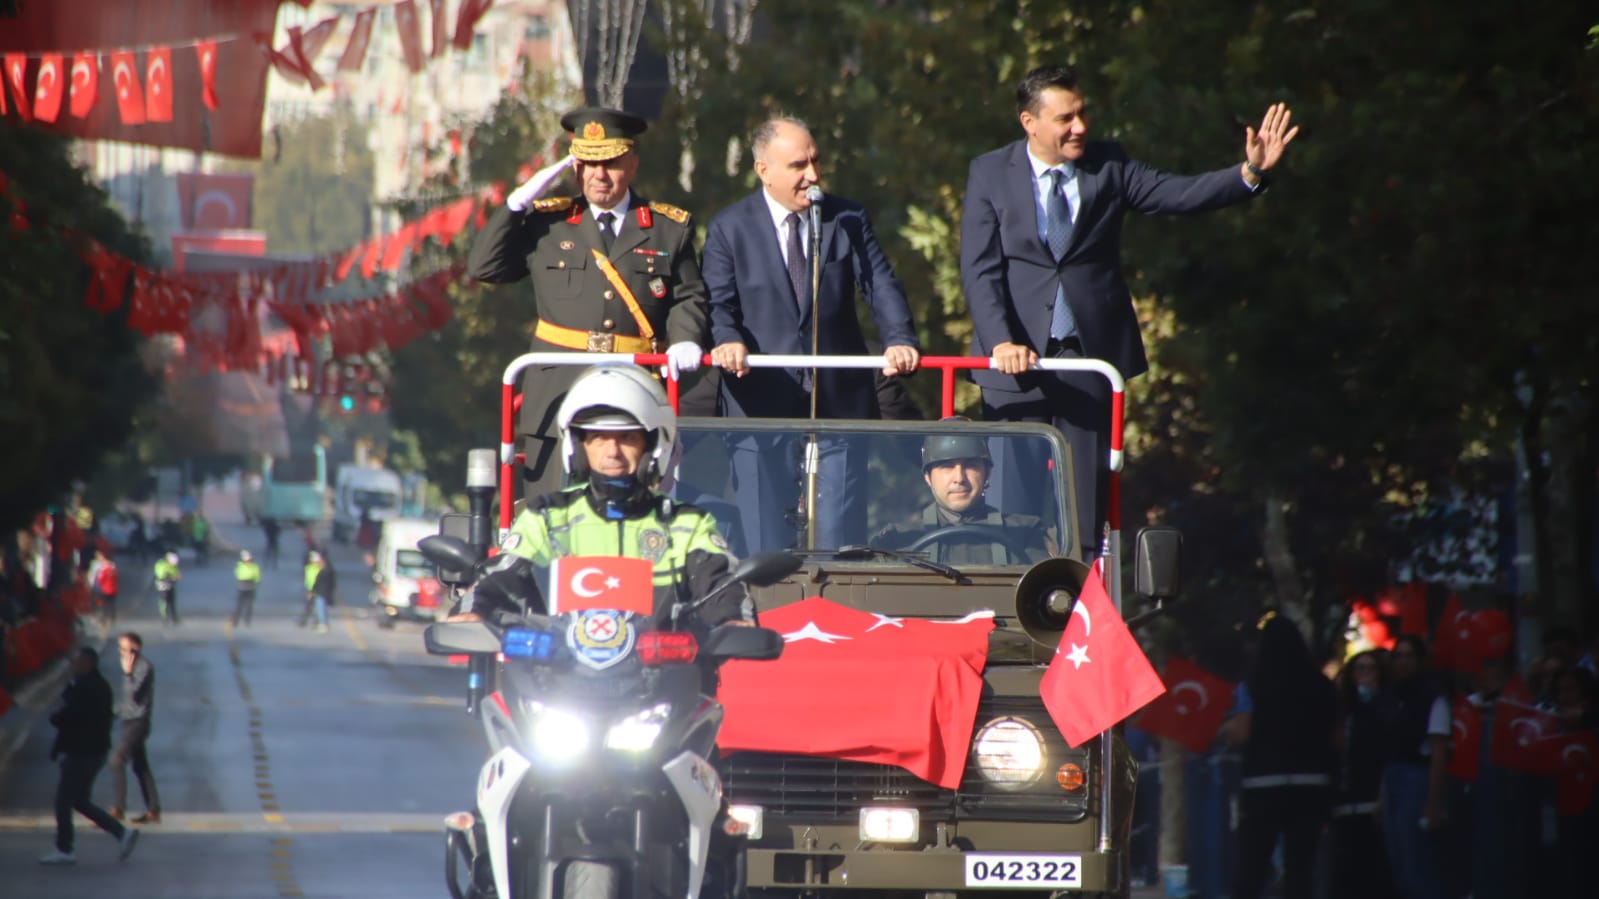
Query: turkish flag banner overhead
1447 696 1483 782
719 597 995 789
1041 562 1166 748
4 54 31 121
338 9 377 72
195 41 218 110
394 1 426 74
429 0 449 58
454 0 495 51
145 47 174 122
33 54 65 123
547 556 654 615
1489 700 1561 774
285 26 327 91
301 17 340 61
1136 656 1236 754
109 51 146 125
68 53 98 118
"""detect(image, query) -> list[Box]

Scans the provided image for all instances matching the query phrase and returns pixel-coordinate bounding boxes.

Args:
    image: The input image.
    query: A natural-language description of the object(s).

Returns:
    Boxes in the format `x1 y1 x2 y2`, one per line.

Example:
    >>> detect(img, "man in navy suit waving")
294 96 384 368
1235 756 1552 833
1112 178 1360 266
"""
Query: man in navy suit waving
961 65 1298 558
705 117 920 552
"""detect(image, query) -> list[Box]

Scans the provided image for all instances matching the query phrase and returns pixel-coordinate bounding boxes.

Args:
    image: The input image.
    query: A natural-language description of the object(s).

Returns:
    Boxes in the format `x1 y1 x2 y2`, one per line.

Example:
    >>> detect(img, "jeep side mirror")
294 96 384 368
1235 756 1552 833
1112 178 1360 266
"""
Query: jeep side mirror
702 624 785 662
1133 526 1182 600
728 551 802 588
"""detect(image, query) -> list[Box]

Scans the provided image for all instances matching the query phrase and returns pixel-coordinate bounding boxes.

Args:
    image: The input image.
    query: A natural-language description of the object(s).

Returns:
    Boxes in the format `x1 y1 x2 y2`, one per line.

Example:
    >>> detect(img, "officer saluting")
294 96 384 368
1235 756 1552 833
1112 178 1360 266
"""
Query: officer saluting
468 107 709 502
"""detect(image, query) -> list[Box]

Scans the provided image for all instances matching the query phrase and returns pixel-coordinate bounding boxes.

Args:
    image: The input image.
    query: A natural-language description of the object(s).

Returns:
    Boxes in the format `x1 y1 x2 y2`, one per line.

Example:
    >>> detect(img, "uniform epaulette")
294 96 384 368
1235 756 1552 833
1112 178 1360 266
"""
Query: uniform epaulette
648 201 690 224
529 196 576 213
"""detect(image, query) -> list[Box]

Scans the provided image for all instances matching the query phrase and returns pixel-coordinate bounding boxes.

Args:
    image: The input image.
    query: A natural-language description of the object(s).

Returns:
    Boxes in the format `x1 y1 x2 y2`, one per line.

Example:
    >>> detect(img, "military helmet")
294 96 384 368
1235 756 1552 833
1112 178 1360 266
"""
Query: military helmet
921 418 992 472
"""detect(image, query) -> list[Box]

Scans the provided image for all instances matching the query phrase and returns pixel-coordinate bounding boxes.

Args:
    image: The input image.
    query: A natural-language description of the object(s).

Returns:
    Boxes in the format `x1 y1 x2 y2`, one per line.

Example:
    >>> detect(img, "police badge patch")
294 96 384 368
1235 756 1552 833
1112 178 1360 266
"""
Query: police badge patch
566 609 637 670
648 277 667 298
500 533 522 552
639 528 669 562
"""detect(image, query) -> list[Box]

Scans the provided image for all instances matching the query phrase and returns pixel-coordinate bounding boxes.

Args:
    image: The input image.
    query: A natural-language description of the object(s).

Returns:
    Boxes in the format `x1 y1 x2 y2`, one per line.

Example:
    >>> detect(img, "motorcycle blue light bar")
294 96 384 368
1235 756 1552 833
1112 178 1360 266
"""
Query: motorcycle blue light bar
502 628 557 660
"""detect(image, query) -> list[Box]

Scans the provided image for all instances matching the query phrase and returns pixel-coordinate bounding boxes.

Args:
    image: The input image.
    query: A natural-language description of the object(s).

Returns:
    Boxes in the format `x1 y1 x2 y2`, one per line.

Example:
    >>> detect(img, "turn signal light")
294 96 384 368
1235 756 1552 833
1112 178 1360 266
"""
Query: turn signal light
1056 762 1086 791
638 631 698 665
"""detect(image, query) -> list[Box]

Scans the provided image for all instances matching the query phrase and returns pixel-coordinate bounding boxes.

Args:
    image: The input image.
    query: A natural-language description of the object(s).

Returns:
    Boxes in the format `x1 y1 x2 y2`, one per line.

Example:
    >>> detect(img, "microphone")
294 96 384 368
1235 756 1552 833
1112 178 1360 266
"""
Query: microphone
805 185 823 234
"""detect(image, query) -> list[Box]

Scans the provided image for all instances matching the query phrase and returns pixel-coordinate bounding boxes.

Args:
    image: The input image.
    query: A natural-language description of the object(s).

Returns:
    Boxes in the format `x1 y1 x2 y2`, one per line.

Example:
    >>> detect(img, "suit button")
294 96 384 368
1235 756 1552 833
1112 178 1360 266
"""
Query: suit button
602 319 615 329
603 290 614 300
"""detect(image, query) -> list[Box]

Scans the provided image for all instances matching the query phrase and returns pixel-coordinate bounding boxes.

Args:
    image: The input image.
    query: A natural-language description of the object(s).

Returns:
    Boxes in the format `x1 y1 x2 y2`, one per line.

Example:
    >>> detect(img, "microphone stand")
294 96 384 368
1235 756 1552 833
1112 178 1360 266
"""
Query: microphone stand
803 191 823 550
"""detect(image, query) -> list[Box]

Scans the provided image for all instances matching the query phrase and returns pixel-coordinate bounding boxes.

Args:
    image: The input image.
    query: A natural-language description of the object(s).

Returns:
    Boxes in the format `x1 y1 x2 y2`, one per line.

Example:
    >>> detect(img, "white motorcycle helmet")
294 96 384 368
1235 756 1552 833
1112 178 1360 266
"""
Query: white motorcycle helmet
556 364 676 486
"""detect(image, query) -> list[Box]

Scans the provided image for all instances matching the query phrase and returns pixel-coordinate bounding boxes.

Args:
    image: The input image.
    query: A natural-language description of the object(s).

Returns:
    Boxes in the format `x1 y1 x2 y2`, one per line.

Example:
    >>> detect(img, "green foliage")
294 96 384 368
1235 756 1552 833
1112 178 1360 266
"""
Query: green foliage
248 108 378 255
0 124 160 532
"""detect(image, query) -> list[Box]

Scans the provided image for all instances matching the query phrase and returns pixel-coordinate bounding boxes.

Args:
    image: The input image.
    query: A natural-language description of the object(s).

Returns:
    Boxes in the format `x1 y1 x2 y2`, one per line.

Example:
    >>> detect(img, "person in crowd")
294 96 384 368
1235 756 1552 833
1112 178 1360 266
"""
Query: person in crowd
299 551 333 633
232 550 262 627
705 116 920 552
1379 634 1449 899
959 64 1297 560
1181 632 1250 899
261 516 281 569
467 106 711 504
41 647 140 864
88 548 119 625
151 552 180 626
869 424 1053 564
1231 613 1336 899
1330 649 1396 899
190 511 210 566
107 632 161 826
1548 665 1597 899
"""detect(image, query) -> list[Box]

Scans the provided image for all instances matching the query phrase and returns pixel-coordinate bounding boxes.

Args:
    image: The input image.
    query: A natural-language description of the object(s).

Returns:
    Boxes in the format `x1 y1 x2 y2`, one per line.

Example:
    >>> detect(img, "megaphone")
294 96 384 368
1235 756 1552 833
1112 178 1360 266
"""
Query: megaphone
1014 556 1093 650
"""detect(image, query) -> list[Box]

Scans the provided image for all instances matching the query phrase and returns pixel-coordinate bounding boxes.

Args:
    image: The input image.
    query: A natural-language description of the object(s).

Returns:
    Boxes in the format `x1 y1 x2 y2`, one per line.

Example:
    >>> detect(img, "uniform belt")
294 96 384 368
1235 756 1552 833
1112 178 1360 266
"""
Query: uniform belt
1331 801 1379 816
534 320 659 354
1240 774 1330 788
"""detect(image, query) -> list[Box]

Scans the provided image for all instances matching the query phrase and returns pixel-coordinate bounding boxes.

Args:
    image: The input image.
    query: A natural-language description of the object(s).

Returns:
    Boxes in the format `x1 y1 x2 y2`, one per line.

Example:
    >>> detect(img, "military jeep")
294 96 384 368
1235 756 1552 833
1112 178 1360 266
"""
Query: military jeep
667 413 1177 899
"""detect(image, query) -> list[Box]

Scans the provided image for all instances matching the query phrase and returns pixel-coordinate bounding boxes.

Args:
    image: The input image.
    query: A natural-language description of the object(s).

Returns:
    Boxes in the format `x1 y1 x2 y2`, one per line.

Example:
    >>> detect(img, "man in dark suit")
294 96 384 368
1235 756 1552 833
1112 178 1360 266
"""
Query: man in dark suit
961 65 1297 558
42 647 140 864
705 117 920 551
468 107 710 502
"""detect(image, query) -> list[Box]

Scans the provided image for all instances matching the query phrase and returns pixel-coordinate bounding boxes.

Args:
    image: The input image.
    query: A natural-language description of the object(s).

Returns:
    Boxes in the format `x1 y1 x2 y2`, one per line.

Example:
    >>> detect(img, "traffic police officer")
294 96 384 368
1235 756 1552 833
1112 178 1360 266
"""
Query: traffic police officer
467 107 710 503
871 423 1055 565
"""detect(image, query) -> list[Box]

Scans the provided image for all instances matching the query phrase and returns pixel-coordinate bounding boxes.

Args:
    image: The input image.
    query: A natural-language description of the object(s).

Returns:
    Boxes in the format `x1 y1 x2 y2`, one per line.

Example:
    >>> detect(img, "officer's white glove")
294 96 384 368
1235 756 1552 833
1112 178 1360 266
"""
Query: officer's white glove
662 342 704 381
506 154 575 212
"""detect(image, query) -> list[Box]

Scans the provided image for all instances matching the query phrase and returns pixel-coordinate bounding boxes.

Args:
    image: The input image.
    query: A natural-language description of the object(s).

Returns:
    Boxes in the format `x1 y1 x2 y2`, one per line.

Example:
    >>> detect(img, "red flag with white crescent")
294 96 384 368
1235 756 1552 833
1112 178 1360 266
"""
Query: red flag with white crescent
1548 730 1599 816
547 556 654 615
285 26 326 91
145 47 174 122
1446 695 1482 782
109 51 146 125
33 54 65 123
4 54 31 122
1135 655 1236 753
69 53 99 119
1040 561 1166 748
1489 699 1561 774
394 0 426 74
338 9 377 72
301 17 340 61
195 42 218 110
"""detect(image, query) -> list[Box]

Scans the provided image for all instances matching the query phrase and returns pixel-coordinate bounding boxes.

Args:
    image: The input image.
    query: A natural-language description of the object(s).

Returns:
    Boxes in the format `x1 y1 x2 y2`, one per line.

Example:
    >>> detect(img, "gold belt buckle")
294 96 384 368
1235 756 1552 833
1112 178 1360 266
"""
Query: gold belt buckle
585 332 615 352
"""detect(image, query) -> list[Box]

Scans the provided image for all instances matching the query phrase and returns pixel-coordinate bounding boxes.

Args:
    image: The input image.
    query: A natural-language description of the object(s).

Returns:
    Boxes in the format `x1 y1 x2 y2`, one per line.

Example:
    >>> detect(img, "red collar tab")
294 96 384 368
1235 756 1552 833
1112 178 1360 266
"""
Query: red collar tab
566 204 584 225
635 206 653 229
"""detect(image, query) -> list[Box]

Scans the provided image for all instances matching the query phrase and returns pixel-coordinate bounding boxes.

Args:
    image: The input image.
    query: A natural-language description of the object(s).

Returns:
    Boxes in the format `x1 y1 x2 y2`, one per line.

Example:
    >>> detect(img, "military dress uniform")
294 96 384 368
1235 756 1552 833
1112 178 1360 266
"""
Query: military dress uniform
466 108 710 500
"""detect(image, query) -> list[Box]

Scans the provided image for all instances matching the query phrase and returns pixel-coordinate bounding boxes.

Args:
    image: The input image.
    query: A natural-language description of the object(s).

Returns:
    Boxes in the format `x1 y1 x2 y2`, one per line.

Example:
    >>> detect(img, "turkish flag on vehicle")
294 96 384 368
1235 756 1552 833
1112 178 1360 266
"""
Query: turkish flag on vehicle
69 53 99 118
1135 656 1235 754
33 54 65 123
144 48 174 122
394 0 427 74
1547 730 1599 816
547 556 654 615
1040 562 1165 748
1489 700 1561 774
109 51 146 125
719 597 994 789
1447 695 1482 782
4 54 31 121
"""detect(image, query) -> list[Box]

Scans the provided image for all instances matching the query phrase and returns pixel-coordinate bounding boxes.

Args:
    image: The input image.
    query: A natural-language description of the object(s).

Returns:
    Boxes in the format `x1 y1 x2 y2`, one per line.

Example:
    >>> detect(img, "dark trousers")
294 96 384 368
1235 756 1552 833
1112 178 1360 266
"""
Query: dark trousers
981 344 1111 560
232 588 256 626
1233 784 1329 899
56 753 126 852
157 586 179 624
1329 810 1395 899
109 718 160 814
729 433 865 552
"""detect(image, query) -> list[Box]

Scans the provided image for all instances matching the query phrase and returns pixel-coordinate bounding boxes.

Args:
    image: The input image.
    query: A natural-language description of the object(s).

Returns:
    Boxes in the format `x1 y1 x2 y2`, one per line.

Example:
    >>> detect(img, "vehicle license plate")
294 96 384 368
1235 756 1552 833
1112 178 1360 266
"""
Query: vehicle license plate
964 854 1083 888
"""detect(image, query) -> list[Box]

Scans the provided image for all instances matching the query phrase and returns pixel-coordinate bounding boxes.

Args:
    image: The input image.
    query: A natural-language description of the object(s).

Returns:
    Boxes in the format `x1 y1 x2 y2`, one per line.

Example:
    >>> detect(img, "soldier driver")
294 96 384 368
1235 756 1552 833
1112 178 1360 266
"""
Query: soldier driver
871 423 1054 565
468 107 710 503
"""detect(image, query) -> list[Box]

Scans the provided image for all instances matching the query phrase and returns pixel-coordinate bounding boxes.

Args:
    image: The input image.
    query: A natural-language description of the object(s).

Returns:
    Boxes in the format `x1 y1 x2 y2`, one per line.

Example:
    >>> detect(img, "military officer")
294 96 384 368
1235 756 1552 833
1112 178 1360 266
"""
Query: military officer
871 425 1055 565
468 107 710 502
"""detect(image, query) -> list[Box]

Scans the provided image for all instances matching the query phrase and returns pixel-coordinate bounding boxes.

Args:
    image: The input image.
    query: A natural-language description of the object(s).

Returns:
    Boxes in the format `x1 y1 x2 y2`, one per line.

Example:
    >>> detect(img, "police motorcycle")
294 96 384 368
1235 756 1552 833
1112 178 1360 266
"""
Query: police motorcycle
419 534 797 899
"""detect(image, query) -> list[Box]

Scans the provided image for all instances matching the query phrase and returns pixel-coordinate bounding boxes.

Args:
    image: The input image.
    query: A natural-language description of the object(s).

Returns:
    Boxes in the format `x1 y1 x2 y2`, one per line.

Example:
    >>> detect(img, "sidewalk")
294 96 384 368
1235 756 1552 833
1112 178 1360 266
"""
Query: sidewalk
0 614 110 777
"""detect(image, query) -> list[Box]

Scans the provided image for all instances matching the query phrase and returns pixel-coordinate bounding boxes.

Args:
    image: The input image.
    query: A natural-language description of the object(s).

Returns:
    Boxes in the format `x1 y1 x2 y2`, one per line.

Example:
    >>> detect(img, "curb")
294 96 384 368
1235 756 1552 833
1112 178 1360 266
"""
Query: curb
0 616 112 776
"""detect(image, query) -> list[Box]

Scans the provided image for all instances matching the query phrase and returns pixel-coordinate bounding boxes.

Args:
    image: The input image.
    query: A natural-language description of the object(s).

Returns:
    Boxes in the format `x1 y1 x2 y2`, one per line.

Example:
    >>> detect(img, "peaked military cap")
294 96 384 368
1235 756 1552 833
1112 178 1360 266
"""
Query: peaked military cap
561 107 648 162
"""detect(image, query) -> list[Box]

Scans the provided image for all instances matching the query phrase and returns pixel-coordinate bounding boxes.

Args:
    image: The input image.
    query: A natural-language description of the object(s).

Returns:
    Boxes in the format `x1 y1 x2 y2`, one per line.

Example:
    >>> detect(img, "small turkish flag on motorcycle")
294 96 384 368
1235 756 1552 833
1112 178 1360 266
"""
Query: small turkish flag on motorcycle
1135 655 1236 754
1040 561 1166 748
548 556 654 615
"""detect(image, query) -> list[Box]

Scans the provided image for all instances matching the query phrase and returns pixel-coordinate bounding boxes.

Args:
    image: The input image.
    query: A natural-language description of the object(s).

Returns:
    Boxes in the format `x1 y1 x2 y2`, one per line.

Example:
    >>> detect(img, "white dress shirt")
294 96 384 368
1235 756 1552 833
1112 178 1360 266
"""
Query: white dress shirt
1027 149 1079 246
762 189 811 266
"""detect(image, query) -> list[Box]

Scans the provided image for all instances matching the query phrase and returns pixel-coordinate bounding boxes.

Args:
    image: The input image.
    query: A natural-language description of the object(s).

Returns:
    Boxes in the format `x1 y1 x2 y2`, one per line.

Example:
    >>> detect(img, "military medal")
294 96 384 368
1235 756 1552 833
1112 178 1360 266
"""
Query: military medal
560 240 575 250
649 277 667 298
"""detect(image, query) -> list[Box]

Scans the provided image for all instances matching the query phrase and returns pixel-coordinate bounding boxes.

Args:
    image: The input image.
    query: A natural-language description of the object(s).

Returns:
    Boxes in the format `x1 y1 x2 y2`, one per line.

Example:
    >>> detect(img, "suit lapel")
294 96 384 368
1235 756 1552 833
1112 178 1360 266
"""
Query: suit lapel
1066 157 1098 257
745 192 806 324
611 214 648 259
1006 142 1052 265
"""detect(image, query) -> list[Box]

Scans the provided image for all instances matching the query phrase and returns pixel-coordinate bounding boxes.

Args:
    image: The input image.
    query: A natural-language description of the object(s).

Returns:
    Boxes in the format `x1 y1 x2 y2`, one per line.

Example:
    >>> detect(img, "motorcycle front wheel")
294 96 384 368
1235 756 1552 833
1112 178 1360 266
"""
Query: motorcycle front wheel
563 860 620 899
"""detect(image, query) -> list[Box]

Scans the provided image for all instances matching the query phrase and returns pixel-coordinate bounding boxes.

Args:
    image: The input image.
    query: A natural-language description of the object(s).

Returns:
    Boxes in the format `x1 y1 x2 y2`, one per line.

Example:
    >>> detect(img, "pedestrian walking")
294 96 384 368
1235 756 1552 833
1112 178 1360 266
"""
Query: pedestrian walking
261 516 281 569
88 548 119 625
232 550 262 627
108 632 161 825
40 647 140 864
151 552 181 625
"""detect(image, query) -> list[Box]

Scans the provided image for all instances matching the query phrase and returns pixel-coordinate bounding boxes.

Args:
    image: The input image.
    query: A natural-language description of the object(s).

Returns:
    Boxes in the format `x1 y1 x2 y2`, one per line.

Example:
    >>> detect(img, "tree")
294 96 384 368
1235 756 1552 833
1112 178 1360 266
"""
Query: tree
249 108 377 256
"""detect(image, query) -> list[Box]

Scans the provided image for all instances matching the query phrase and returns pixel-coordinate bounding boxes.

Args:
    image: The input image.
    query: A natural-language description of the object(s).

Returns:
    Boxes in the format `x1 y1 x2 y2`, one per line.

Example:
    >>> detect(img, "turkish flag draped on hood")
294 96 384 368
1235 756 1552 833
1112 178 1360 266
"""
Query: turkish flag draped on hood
1136 656 1236 753
719 597 995 789
1041 562 1166 748
33 54 65 123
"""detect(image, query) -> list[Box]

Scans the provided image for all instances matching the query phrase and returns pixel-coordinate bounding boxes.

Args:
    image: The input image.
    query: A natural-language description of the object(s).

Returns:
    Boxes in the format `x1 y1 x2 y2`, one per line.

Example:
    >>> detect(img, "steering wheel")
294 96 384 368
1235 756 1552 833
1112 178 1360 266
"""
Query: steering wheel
903 524 1035 561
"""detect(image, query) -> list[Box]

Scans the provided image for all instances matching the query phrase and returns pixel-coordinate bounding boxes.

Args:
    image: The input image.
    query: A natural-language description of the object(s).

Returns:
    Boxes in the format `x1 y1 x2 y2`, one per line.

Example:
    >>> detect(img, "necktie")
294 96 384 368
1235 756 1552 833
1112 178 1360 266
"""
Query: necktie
596 211 616 253
785 212 809 311
1045 168 1077 340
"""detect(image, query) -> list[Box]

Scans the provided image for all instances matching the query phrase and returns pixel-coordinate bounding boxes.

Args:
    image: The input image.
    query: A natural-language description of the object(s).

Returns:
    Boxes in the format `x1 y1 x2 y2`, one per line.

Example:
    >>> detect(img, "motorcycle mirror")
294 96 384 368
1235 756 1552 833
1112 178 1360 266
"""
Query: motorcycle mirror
1133 526 1182 600
423 621 501 656
420 534 477 575
702 624 785 662
729 551 802 587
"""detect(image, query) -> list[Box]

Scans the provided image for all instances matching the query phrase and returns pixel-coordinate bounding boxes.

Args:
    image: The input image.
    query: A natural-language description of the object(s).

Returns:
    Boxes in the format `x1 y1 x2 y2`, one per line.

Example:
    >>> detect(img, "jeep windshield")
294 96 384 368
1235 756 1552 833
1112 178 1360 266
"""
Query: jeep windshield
670 418 1073 566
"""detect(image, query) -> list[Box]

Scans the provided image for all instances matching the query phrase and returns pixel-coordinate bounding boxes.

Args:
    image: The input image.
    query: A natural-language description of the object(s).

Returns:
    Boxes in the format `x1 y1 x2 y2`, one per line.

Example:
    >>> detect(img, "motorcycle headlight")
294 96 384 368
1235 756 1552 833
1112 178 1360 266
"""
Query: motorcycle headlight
973 716 1046 790
604 702 673 752
526 702 590 763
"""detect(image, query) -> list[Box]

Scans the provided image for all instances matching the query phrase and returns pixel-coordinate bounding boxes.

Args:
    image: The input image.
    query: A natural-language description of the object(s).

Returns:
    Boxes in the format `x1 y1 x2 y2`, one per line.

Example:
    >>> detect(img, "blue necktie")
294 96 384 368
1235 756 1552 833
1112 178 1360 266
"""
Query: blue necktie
1045 167 1077 340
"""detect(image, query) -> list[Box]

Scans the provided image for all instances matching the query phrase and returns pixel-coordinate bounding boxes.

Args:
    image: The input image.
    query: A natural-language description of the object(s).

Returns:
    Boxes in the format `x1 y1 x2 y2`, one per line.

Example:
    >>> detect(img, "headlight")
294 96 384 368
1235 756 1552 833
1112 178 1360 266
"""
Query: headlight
604 702 673 752
526 703 590 763
973 716 1046 790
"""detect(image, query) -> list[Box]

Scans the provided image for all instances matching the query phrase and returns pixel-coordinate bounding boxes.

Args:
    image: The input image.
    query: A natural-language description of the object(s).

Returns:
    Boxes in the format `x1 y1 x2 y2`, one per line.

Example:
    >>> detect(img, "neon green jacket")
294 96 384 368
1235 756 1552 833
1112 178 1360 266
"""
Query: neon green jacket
152 558 180 587
303 560 323 592
236 560 262 586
